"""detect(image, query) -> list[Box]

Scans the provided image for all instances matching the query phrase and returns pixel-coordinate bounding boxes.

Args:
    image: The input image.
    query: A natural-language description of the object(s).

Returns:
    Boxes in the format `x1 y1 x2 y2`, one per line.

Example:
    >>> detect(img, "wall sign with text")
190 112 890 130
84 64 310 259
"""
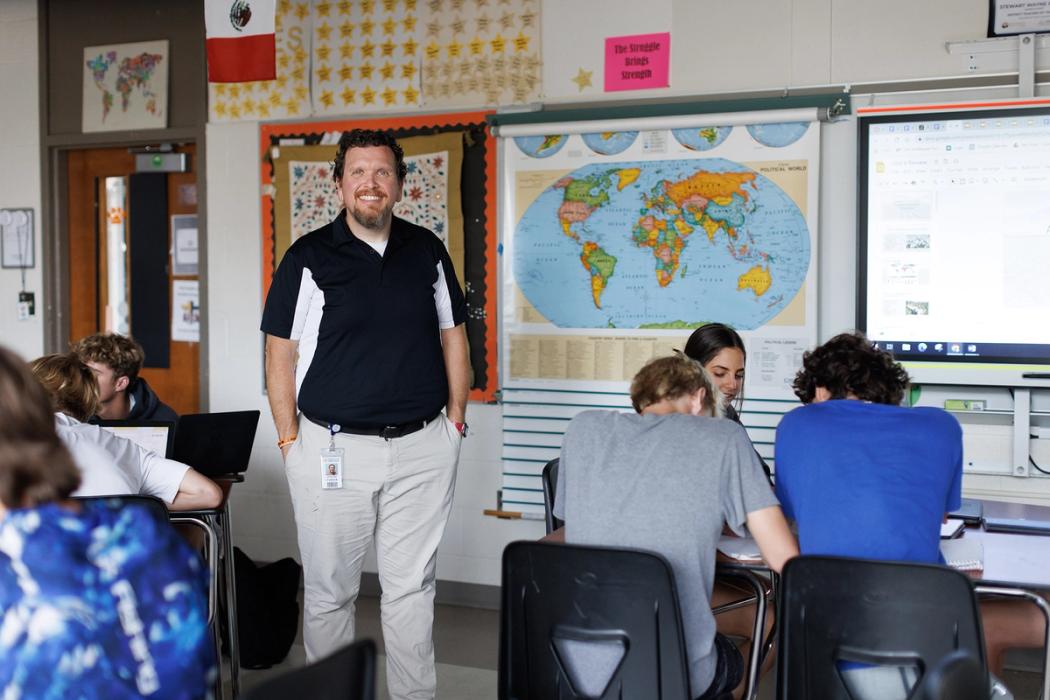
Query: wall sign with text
604 32 670 92
988 0 1050 36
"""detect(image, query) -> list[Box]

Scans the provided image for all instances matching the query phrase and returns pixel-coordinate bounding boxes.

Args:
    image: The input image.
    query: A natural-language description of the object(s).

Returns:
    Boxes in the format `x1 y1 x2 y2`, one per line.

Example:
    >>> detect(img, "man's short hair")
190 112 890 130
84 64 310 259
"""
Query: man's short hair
29 353 101 422
630 354 721 416
71 333 144 381
332 129 408 184
792 331 910 405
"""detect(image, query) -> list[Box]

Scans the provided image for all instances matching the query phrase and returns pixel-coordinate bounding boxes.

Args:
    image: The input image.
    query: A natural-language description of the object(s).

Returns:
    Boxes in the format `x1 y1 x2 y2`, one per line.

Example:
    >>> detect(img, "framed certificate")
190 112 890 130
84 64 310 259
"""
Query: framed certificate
988 0 1050 37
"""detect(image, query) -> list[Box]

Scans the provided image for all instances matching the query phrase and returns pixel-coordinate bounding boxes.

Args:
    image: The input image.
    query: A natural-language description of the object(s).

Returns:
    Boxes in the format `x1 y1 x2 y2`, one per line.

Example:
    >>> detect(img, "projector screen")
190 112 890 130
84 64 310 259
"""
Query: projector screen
858 106 1050 378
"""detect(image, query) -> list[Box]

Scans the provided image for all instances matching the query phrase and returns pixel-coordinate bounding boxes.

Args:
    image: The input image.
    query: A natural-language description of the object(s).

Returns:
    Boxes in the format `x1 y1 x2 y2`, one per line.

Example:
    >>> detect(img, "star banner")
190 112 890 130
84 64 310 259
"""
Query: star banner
310 0 423 114
420 0 541 107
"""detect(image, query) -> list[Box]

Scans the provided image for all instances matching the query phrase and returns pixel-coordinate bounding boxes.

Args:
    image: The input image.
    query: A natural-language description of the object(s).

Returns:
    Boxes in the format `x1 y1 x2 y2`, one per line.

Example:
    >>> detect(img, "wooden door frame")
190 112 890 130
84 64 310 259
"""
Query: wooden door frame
40 133 210 411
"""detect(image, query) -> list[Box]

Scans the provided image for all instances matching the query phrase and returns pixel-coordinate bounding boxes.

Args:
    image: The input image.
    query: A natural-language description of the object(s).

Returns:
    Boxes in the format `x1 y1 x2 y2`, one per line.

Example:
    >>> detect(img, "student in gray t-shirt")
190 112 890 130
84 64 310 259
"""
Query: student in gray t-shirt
553 354 797 699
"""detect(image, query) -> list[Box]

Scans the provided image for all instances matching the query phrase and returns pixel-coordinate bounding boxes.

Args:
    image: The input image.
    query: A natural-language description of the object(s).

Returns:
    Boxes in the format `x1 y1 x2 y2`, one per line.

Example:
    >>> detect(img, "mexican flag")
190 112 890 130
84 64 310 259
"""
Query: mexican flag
205 0 276 83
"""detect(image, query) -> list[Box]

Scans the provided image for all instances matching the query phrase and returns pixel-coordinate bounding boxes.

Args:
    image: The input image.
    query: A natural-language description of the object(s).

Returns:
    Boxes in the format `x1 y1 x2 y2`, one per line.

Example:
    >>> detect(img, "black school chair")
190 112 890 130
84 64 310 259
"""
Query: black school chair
919 649 988 700
540 458 562 534
240 639 376 700
776 555 991 700
500 540 729 700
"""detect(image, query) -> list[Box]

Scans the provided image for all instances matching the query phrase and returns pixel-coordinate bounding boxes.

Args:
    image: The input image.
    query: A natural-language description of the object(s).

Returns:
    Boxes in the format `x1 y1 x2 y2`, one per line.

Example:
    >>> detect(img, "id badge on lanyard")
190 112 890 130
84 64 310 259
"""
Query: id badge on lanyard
321 423 344 489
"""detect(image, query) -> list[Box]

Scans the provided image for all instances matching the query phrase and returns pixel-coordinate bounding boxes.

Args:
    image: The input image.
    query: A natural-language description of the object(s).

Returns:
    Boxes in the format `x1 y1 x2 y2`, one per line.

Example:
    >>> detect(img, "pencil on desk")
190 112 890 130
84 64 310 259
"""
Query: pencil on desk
484 508 545 521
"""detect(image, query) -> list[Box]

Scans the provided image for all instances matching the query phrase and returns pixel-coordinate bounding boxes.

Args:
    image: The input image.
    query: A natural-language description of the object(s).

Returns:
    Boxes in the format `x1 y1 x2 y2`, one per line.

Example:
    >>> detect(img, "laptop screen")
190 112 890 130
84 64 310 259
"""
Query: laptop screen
97 422 174 458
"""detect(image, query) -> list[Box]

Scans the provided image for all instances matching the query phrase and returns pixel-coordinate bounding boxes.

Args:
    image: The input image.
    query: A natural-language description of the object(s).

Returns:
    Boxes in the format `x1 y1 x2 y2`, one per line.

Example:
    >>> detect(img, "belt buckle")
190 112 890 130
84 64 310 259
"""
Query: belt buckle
380 425 399 440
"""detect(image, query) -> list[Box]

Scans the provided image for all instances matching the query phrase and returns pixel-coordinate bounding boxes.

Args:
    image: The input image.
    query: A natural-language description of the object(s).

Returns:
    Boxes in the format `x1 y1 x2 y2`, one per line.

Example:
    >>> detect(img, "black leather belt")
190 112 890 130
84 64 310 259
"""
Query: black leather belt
304 413 440 440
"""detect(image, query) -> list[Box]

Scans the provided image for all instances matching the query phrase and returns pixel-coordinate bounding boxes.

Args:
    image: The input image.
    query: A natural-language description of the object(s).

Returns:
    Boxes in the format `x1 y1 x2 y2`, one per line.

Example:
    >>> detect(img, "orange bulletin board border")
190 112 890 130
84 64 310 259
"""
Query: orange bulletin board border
259 111 498 403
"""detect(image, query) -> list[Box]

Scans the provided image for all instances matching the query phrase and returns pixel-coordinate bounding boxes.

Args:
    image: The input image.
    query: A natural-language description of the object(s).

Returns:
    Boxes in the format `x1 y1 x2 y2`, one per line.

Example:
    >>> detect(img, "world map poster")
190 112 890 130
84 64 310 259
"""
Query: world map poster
82 40 168 133
500 120 820 398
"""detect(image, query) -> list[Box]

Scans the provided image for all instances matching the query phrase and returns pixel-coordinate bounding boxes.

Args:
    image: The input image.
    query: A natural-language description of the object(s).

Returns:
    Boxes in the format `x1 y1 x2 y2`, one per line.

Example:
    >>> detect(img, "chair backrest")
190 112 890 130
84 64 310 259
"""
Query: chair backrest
500 540 691 700
73 494 170 523
919 650 987 700
777 555 988 700
241 638 376 700
541 458 563 534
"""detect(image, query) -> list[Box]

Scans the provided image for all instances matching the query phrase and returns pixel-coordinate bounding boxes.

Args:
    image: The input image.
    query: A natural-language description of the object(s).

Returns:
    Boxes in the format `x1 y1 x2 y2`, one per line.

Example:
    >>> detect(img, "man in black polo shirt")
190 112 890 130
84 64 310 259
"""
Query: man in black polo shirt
261 129 469 700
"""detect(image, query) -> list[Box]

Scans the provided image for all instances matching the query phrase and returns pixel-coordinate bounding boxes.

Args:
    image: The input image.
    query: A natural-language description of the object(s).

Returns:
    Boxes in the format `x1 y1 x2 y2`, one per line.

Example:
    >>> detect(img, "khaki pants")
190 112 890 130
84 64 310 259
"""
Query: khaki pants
285 413 462 700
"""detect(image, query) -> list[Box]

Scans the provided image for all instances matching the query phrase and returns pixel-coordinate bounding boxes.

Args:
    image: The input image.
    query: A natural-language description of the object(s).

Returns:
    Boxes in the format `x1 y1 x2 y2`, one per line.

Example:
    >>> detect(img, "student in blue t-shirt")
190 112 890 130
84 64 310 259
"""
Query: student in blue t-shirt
775 331 1045 681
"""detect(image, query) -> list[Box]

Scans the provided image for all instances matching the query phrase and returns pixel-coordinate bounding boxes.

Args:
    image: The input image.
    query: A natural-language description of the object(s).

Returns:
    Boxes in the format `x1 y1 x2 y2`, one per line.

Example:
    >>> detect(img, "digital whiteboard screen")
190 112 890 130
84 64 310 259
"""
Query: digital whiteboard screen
858 107 1050 367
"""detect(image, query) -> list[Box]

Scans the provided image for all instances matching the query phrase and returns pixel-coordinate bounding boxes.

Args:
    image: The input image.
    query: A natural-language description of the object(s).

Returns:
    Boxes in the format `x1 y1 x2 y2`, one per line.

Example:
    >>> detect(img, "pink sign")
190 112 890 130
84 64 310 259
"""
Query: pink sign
604 32 670 92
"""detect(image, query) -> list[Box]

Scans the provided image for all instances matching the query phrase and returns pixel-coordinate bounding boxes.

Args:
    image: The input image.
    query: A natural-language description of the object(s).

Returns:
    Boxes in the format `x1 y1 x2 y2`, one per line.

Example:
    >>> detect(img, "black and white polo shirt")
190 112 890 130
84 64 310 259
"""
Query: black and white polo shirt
261 213 467 428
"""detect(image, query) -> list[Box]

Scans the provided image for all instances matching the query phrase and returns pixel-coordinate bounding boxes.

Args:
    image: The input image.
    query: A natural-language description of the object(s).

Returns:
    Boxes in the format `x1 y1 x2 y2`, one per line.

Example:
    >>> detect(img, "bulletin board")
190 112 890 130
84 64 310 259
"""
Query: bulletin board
259 111 498 402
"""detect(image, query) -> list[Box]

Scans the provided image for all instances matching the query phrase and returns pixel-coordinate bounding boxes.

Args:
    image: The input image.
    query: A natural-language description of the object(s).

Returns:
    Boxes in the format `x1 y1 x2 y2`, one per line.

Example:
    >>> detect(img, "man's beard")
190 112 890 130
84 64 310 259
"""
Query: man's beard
350 201 393 230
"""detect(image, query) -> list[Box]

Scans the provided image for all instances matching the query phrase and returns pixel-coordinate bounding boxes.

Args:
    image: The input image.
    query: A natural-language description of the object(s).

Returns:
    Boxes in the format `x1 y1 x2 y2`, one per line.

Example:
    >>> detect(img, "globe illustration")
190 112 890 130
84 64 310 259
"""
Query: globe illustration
746 122 810 148
672 126 733 151
513 135 568 158
581 131 638 155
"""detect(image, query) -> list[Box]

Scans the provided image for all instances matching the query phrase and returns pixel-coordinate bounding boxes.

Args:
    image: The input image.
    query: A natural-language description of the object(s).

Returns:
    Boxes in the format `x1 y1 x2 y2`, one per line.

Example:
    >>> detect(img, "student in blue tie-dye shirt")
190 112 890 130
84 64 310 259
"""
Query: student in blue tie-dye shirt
0 344 214 699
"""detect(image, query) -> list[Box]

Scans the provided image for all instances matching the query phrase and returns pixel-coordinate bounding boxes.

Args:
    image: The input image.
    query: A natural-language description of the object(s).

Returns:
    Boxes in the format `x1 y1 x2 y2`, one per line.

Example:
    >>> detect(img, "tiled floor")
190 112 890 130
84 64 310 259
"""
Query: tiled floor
240 594 1044 699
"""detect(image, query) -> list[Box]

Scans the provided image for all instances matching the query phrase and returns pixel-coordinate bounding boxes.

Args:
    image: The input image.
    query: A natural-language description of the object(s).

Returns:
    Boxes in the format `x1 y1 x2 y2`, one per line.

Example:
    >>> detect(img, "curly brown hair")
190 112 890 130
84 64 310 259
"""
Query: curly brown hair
0 346 80 508
71 333 144 381
331 129 407 184
30 353 101 422
792 331 911 405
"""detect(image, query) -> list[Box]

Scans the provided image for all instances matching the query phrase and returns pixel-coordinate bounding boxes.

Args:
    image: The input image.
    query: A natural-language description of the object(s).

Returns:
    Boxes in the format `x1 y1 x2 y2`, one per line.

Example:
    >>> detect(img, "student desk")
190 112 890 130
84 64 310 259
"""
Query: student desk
963 499 1050 700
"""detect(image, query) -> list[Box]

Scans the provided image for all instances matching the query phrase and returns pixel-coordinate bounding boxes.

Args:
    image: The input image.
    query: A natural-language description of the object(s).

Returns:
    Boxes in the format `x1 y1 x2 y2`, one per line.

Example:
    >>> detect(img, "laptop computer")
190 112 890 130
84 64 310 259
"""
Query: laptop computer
982 517 1050 536
172 411 260 477
948 497 984 524
96 419 175 458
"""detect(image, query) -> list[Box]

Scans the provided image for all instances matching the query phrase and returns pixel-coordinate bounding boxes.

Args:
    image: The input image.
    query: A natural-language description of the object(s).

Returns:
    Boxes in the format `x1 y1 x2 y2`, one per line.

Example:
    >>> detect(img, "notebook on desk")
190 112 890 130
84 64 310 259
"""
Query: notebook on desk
96 420 175 458
983 517 1050 536
172 411 260 477
940 537 984 571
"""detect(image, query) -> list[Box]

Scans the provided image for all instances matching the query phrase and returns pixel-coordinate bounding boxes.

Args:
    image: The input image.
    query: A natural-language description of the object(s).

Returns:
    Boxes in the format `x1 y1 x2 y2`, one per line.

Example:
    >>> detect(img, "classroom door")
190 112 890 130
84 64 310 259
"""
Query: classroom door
65 144 200 414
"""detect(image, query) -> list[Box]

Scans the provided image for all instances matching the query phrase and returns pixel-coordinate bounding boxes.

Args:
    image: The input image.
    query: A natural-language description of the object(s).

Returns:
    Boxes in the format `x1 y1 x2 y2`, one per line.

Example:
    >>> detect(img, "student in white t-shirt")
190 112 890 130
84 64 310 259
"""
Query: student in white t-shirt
30 354 222 511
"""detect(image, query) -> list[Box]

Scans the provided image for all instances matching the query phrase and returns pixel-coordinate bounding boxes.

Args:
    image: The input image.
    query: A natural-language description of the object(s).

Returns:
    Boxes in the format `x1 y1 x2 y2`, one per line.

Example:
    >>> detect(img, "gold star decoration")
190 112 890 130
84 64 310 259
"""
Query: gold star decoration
428 0 441 11
380 62 395 80
513 31 529 52
315 1 331 16
317 23 332 41
361 0 375 13
450 17 465 34
571 67 593 92
316 45 331 62
381 86 397 105
341 87 356 104
340 43 354 59
403 15 417 32
229 103 241 119
477 13 491 32
278 53 291 69
361 19 375 35
383 0 397 10
294 2 309 21
214 84 227 97
317 65 332 82
450 0 463 10
519 10 536 28
401 62 416 79
382 17 397 35
294 46 307 63
405 0 417 10
257 101 271 118
229 85 241 99
337 0 352 15
490 33 506 53
447 39 462 58
339 21 355 37
294 85 308 100
278 0 292 14
361 86 376 104
269 90 284 107
402 38 418 55
361 40 376 57
381 39 396 56
319 90 334 107
275 74 288 89
360 62 374 79
499 11 513 30
468 36 484 55
425 41 441 60
426 20 441 38
339 64 354 81
214 101 227 118
403 85 419 103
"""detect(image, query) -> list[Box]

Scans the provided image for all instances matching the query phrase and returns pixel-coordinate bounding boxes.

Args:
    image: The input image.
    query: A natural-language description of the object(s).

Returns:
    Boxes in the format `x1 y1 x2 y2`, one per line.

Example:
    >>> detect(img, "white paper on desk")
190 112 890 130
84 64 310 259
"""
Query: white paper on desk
718 535 763 562
940 538 984 571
